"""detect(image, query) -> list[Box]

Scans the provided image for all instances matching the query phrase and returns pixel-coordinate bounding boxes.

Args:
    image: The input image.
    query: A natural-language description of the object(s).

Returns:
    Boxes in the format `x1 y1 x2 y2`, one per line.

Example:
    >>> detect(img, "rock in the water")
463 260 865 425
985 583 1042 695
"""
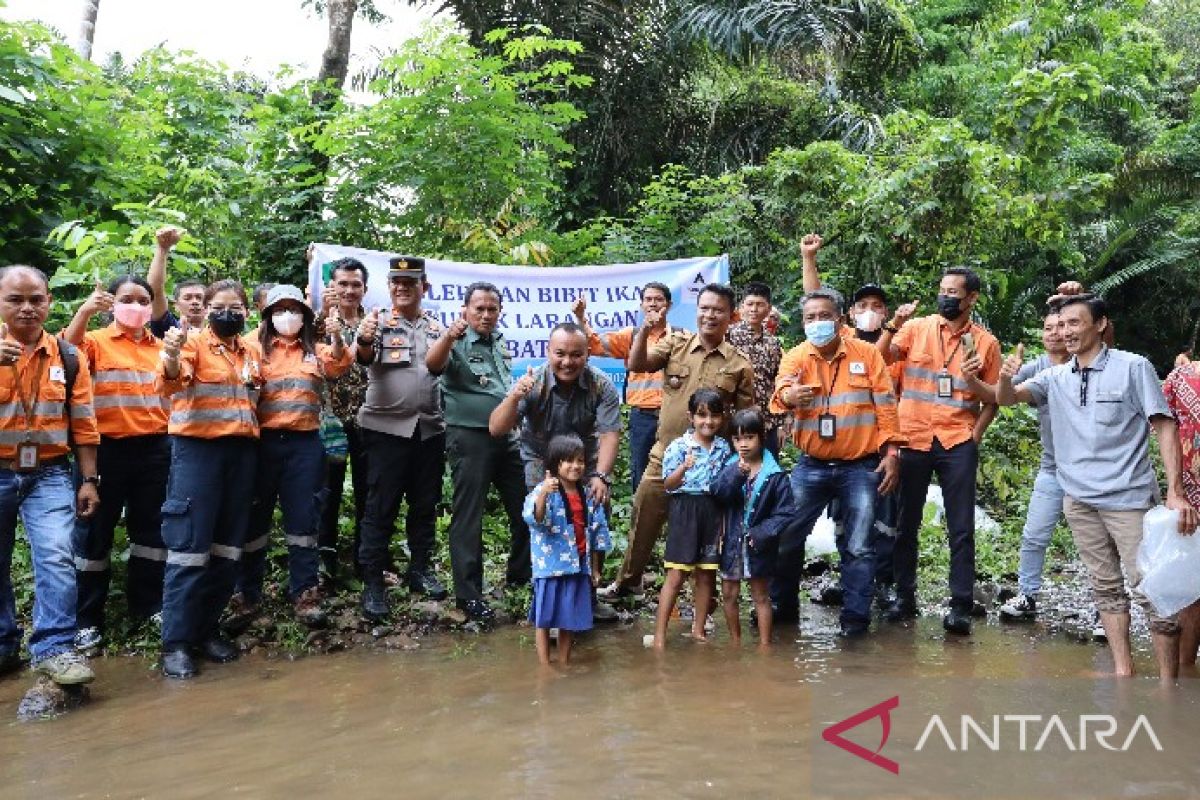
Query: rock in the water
412 601 442 621
378 634 420 651
441 607 468 625
370 625 393 639
17 677 89 721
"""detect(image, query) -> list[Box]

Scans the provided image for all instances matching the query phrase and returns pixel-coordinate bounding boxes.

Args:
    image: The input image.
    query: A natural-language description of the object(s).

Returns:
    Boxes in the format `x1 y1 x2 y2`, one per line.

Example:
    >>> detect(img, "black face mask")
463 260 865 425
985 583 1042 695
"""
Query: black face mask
208 309 245 338
856 328 883 343
937 294 965 321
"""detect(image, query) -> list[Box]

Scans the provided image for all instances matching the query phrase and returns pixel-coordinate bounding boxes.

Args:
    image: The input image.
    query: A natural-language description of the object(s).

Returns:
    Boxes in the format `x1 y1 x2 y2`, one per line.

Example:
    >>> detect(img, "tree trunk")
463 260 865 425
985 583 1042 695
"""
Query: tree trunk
317 0 359 102
77 0 101 62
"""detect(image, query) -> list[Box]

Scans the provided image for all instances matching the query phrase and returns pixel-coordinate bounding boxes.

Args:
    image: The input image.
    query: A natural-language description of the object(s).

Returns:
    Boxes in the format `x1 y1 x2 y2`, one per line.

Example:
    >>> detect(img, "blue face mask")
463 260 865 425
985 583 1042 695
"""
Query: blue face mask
805 320 838 346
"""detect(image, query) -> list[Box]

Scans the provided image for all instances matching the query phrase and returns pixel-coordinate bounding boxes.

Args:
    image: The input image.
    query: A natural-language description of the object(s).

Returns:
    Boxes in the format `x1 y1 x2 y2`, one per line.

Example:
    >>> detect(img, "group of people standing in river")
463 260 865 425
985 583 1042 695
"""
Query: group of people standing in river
0 226 1198 706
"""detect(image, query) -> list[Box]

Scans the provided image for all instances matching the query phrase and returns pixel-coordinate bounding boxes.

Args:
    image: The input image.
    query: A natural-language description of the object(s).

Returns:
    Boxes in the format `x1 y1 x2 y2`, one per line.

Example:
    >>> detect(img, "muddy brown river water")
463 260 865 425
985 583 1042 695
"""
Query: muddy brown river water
2 608 1198 799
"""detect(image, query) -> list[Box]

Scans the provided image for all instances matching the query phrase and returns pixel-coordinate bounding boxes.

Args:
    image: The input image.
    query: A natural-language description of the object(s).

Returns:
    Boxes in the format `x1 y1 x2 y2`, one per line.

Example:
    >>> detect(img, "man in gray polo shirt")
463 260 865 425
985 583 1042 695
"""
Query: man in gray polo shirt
997 294 1198 681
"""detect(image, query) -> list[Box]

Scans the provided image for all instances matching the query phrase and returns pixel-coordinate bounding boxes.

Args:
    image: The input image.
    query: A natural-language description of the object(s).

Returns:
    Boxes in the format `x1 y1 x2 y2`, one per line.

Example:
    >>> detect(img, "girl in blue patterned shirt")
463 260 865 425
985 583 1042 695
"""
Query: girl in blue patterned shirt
652 388 732 648
523 434 611 665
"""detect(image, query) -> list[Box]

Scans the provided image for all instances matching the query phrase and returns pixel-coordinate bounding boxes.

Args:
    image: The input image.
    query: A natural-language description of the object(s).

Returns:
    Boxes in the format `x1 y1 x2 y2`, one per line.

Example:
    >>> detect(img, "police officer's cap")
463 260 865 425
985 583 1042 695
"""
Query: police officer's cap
388 255 426 280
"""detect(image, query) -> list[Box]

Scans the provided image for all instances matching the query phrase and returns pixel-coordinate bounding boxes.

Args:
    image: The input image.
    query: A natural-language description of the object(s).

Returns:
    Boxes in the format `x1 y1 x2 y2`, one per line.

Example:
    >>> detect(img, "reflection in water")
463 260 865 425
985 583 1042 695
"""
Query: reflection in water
0 606 1196 798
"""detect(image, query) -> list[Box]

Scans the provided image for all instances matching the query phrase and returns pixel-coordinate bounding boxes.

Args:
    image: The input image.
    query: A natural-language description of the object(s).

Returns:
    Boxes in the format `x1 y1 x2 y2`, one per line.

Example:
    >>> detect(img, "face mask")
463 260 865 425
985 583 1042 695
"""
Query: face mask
113 302 152 329
854 309 883 332
937 294 965 321
272 310 303 337
208 309 245 338
804 320 838 347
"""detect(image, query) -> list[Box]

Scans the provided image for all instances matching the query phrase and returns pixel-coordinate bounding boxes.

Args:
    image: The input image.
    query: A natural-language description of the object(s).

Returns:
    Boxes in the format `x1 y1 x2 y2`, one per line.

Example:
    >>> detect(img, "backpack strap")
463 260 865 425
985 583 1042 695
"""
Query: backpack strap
56 337 80 448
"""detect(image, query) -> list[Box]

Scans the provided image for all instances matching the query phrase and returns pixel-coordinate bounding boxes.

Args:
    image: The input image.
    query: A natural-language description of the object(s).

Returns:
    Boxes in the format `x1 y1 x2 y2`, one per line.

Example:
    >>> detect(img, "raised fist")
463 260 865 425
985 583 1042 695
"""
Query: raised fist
155 226 183 250
162 326 186 361
800 233 823 258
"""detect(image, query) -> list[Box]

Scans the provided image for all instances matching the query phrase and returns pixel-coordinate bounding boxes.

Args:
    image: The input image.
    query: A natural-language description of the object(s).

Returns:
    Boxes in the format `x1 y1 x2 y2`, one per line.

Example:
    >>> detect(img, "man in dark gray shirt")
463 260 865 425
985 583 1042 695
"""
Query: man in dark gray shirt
998 294 1198 681
354 256 448 620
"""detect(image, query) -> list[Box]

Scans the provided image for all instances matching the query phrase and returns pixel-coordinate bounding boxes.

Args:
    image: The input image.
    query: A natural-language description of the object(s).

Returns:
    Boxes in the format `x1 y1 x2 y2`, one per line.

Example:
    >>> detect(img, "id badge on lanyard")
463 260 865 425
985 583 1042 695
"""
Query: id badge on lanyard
14 354 47 472
818 413 837 440
937 371 954 399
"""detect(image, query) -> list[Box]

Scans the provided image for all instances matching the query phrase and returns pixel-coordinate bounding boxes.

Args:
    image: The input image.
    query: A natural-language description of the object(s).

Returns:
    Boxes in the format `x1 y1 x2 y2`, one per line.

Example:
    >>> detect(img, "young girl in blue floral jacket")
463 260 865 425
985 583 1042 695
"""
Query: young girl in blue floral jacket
523 434 612 665
712 409 795 648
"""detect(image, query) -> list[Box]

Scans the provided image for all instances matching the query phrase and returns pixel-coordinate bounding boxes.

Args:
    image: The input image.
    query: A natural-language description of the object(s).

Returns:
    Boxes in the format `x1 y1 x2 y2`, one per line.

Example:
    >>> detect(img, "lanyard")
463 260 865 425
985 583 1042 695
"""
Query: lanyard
938 326 965 371
14 351 47 433
819 356 842 414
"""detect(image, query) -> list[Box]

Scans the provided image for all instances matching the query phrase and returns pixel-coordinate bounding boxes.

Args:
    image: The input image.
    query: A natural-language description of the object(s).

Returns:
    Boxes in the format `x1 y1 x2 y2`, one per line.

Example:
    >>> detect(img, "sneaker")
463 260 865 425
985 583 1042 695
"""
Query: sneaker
597 581 644 601
33 651 95 685
294 587 328 626
999 593 1037 621
73 626 103 652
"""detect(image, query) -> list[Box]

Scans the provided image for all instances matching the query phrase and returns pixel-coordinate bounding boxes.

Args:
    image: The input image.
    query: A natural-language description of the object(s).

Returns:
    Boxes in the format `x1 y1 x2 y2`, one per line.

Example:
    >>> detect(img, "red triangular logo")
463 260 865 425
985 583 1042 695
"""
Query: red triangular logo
821 695 901 774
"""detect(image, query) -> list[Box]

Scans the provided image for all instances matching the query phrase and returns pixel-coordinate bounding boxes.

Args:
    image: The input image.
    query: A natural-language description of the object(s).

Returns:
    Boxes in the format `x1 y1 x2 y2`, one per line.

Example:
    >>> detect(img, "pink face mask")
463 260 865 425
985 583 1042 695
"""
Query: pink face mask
114 302 153 329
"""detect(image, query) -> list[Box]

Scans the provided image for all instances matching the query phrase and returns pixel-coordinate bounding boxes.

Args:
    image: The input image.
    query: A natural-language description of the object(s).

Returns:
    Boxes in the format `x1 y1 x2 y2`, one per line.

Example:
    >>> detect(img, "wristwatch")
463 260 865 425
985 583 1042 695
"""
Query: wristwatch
82 475 101 487
587 471 611 486
883 323 898 333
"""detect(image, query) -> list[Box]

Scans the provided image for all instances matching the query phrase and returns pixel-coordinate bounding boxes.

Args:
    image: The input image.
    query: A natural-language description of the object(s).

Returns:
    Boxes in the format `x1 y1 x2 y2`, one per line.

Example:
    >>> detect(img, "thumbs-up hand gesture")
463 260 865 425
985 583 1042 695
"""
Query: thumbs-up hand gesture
512 365 536 398
571 296 587 324
1001 343 1025 380
892 300 919 329
155 225 183 251
320 281 337 311
325 305 344 338
162 326 186 362
540 470 560 497
81 280 114 317
0 323 20 365
357 308 381 344
449 314 469 340
642 307 664 328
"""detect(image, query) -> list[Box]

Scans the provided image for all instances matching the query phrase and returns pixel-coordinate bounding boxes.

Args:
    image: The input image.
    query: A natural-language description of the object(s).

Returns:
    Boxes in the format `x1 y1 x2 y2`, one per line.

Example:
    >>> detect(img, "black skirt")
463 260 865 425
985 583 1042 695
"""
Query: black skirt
664 493 721 569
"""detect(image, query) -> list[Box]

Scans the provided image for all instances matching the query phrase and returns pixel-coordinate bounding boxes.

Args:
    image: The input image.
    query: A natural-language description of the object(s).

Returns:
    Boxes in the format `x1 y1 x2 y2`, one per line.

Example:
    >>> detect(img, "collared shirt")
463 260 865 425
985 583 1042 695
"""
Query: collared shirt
726 321 785 431
81 323 169 438
1022 346 1170 510
892 315 1000 451
770 336 902 460
588 324 673 409
649 331 755 456
357 310 445 440
0 331 100 460
661 431 732 495
516 364 621 480
258 337 352 431
1014 354 1057 473
439 327 512 429
156 328 262 439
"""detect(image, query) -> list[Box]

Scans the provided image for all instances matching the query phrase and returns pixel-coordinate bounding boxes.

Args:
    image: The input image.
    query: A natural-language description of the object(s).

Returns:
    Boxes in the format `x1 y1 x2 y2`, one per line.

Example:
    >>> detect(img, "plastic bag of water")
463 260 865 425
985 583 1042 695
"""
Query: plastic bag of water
1137 506 1200 617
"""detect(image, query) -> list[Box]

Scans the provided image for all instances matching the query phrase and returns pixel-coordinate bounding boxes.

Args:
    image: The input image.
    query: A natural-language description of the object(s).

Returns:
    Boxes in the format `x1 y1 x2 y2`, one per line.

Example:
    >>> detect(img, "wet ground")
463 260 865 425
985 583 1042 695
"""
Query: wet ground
2 603 1198 799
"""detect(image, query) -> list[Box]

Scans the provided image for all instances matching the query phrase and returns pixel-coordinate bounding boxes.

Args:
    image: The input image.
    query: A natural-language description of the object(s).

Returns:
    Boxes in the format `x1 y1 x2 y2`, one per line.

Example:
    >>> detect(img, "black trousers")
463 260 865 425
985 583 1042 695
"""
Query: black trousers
893 438 978 613
446 426 530 604
73 434 170 630
318 421 368 577
357 427 445 580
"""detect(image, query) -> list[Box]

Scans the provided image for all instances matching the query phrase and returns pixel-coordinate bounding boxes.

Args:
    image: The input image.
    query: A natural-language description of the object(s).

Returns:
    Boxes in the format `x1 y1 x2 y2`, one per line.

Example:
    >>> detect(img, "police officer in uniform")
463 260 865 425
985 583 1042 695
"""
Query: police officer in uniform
354 256 448 620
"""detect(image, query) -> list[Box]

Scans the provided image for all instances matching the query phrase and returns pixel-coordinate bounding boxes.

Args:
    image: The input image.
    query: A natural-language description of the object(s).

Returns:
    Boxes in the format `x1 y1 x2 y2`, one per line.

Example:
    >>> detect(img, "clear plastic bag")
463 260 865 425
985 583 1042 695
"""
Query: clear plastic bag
1137 506 1200 617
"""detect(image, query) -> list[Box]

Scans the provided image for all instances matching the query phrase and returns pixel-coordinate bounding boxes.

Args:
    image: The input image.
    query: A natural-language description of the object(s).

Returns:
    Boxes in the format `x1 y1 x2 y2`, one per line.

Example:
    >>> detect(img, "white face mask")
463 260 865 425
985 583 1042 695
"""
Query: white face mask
272 310 303 337
854 309 883 332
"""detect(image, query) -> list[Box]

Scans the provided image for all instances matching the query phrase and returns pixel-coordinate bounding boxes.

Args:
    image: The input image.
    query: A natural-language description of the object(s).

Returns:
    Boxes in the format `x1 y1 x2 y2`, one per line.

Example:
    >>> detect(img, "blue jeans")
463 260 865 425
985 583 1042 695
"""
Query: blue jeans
160 436 257 650
0 463 78 663
241 430 326 602
628 407 659 493
774 455 881 626
1017 469 1064 596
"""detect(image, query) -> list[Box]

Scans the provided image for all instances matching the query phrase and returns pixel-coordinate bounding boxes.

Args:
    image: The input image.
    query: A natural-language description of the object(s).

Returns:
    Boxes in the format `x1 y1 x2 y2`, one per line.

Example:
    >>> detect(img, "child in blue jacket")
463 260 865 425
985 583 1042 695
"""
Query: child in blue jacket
523 434 612 665
712 409 795 647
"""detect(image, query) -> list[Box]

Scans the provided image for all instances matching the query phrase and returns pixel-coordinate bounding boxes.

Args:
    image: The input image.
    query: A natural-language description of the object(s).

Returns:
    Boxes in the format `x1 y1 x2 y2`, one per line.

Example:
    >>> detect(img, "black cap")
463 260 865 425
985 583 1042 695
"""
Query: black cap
852 284 889 305
387 255 426 278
